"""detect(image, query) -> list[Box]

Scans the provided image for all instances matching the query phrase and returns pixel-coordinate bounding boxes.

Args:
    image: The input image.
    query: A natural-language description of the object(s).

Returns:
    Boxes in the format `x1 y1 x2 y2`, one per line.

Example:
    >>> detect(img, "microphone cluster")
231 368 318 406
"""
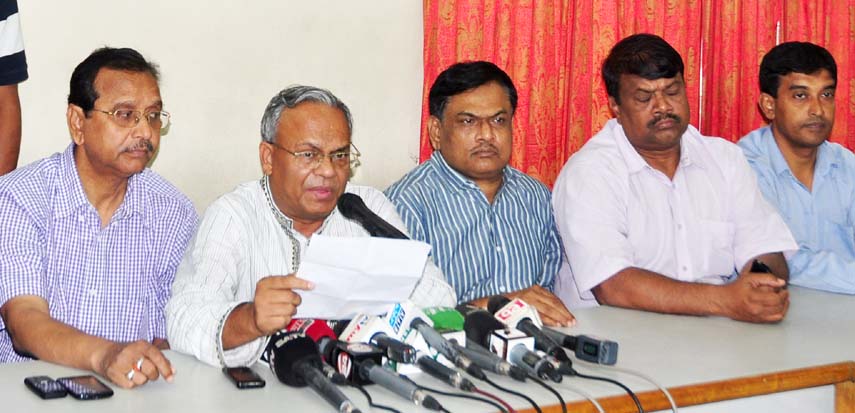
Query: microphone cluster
261 194 620 410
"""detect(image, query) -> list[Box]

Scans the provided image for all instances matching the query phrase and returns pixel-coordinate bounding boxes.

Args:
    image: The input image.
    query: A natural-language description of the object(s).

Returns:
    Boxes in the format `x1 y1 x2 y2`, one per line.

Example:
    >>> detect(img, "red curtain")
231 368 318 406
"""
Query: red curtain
421 0 855 187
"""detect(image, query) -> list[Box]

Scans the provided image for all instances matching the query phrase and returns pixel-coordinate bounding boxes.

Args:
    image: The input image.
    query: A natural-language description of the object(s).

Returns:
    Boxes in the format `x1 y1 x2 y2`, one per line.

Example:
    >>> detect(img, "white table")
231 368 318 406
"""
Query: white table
1 287 852 412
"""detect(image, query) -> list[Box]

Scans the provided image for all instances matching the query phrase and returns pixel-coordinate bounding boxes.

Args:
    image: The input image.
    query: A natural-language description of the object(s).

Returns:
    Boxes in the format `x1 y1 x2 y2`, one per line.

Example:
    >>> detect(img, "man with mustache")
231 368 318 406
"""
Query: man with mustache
385 61 574 327
166 85 456 367
552 34 798 323
738 42 855 294
0 47 197 388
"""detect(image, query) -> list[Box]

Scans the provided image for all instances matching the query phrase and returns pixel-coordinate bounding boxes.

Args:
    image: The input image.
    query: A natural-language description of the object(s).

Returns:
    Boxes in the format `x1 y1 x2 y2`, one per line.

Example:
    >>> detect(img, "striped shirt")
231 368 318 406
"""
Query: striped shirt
0 0 28 85
385 152 562 303
166 179 456 367
0 144 198 363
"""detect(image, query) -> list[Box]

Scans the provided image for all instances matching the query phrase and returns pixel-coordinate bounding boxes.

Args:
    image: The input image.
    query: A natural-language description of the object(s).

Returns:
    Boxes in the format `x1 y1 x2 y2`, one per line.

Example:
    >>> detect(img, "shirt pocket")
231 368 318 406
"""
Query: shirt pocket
698 220 736 277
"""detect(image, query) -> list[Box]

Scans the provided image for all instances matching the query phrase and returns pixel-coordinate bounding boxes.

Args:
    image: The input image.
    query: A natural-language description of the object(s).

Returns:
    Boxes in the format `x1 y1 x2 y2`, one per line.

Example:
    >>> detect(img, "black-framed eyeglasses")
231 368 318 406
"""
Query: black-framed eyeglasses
91 108 171 132
269 142 361 170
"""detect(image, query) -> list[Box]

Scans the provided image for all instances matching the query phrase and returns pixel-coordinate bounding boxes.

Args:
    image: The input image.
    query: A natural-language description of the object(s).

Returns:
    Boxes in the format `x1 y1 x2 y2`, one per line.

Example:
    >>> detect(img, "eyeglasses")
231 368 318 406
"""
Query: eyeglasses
269 142 361 170
91 108 171 132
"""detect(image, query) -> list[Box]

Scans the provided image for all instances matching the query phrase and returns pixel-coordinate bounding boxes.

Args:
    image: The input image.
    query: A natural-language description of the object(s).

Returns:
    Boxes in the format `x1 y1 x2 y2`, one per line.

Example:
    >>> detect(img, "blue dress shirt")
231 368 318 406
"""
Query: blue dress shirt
385 152 562 303
739 126 855 294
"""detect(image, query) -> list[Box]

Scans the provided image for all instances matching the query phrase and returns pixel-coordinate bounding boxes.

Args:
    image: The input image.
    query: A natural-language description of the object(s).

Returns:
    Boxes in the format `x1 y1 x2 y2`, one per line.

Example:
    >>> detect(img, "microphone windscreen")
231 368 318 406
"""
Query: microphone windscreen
487 295 512 314
424 307 465 331
336 193 366 219
464 310 505 348
267 332 322 387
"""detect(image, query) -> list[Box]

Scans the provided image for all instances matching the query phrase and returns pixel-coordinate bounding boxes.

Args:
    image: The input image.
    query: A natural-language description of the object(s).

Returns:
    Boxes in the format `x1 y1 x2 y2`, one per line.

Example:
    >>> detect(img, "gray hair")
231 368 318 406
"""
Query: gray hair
260 85 353 143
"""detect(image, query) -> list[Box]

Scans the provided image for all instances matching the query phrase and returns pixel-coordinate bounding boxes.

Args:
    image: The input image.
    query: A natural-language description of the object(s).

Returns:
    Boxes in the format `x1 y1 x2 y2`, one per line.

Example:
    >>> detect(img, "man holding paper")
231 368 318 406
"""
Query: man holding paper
166 86 456 367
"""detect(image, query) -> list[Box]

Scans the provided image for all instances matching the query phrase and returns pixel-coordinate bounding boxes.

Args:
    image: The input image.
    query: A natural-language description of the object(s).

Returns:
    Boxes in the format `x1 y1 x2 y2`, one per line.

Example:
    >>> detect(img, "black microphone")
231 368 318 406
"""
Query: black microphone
337 193 407 239
372 334 417 364
358 359 444 410
509 345 563 383
488 296 570 362
267 332 362 413
453 342 528 382
542 328 619 365
416 355 476 391
458 305 506 348
410 318 487 380
318 339 384 386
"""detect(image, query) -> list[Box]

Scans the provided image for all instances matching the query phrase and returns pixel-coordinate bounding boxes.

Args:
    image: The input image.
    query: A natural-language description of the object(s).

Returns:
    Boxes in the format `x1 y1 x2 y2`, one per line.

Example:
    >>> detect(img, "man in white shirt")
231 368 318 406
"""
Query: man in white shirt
552 34 797 323
166 86 456 367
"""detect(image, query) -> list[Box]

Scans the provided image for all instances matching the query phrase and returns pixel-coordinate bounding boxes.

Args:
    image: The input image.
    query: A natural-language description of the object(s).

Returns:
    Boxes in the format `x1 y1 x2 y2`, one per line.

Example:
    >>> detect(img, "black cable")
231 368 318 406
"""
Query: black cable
528 375 567 413
573 369 644 413
416 383 509 413
482 375 543 413
350 383 402 413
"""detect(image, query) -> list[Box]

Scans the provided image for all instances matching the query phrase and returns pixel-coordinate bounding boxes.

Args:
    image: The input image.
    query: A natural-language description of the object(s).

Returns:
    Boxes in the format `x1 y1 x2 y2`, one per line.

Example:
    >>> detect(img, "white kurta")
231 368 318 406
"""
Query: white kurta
166 180 456 367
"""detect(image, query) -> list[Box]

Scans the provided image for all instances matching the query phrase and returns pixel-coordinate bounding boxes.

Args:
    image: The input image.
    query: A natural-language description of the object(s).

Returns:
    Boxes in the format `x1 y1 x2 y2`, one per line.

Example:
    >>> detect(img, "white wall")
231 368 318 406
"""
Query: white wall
16 1 424 211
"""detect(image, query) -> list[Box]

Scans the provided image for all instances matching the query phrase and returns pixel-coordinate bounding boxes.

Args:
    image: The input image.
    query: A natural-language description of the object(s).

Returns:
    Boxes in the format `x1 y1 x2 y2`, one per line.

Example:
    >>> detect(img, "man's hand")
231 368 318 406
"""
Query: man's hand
250 275 314 336
507 285 576 327
91 340 175 389
719 272 789 323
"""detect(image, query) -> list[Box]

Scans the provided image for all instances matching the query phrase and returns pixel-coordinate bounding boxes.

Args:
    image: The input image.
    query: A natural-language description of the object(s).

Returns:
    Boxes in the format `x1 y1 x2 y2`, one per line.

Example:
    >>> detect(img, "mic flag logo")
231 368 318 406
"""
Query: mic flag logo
337 352 352 379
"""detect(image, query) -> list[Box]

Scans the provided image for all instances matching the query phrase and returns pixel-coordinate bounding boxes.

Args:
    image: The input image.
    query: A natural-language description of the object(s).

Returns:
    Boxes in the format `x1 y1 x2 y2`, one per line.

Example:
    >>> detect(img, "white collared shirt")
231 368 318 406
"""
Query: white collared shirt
166 180 457 367
552 119 797 308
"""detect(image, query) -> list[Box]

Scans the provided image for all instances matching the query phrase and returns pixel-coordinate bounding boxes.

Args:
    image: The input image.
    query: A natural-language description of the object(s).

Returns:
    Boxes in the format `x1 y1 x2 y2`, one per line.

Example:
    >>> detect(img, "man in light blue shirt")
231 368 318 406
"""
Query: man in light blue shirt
739 42 855 295
385 61 574 326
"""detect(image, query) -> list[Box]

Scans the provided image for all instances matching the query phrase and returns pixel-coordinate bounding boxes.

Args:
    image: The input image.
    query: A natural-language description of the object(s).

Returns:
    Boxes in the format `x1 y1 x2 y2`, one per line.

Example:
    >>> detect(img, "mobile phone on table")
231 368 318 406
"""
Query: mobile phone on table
24 376 67 399
223 366 266 389
56 375 114 400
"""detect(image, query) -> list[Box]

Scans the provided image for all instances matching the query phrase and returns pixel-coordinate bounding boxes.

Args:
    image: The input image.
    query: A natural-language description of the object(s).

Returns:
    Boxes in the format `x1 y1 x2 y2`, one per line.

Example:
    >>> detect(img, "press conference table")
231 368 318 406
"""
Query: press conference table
1 287 853 413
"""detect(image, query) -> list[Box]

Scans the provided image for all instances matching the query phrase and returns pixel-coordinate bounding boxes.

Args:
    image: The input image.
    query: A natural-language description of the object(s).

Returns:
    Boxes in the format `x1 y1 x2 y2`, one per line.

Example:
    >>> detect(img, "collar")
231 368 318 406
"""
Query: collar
762 126 838 179
610 119 697 175
260 175 336 235
429 151 512 197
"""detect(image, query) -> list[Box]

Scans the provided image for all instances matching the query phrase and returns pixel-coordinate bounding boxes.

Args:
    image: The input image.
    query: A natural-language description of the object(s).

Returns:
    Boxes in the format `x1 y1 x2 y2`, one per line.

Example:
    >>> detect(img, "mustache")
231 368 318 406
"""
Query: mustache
647 113 681 129
471 144 499 153
123 140 155 153
802 118 830 129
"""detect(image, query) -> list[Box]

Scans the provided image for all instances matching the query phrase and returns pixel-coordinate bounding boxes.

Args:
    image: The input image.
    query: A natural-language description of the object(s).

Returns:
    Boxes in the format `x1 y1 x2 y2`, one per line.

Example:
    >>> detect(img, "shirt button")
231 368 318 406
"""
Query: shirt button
78 215 85 223
682 266 688 271
89 289 98 295
677 224 683 230
496 246 502 252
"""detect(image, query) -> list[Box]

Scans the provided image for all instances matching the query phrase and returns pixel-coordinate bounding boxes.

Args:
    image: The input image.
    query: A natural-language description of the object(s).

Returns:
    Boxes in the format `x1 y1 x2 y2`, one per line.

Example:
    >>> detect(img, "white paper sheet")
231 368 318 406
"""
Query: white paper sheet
294 235 431 319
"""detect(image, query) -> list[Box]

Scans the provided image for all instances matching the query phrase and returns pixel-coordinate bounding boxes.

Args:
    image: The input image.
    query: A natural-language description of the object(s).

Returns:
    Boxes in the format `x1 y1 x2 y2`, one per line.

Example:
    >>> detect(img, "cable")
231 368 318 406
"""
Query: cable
482 375 543 413
350 383 402 413
573 369 644 413
555 381 605 413
580 361 678 413
472 388 515 413
528 375 567 413
417 383 510 413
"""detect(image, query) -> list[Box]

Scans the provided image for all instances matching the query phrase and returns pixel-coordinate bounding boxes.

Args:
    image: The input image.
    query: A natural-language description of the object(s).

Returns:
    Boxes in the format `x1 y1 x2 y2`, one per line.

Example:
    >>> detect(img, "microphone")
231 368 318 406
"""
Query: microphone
453 342 528 382
488 296 570 362
542 328 619 365
416 354 476 391
509 345 563 383
410 318 486 380
358 359 443 410
289 319 349 384
337 193 407 239
339 315 417 364
458 305 507 348
266 332 362 413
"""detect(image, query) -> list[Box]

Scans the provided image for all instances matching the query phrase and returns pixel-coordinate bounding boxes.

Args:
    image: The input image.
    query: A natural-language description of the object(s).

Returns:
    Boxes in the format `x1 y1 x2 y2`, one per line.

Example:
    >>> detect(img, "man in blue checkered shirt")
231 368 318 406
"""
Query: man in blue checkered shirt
0 47 197 389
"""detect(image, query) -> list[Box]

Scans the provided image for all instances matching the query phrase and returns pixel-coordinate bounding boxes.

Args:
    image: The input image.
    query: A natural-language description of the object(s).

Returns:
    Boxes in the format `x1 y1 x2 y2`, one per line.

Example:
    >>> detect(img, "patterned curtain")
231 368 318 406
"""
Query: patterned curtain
422 0 855 187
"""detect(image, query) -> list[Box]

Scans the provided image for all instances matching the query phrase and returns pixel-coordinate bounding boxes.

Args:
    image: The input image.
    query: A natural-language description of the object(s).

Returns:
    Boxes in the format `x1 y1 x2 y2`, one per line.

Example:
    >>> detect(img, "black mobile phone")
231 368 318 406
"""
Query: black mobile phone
56 375 114 400
751 259 772 273
24 376 67 400
223 367 266 389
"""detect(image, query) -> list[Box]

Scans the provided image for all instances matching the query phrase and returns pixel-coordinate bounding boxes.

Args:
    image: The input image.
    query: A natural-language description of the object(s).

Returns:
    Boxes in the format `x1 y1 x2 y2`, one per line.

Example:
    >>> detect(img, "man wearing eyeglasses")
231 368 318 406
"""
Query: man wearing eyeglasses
0 47 197 388
166 85 456 368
